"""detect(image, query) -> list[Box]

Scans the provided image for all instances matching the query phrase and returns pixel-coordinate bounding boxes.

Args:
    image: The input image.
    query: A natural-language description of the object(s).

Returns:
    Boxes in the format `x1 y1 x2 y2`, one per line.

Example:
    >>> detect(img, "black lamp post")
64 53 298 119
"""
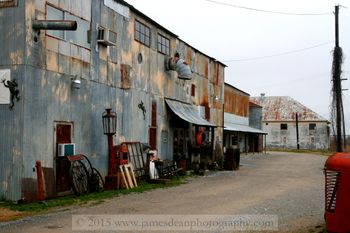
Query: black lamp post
102 108 117 175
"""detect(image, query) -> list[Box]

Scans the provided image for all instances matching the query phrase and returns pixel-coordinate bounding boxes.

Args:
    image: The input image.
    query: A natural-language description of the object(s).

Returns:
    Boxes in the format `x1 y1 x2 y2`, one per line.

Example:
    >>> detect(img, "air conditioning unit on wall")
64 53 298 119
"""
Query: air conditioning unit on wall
57 143 76 156
97 27 117 46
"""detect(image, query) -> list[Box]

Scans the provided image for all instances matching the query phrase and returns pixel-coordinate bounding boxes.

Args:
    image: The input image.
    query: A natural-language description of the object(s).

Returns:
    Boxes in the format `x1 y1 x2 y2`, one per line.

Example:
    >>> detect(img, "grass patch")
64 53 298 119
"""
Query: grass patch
0 175 189 215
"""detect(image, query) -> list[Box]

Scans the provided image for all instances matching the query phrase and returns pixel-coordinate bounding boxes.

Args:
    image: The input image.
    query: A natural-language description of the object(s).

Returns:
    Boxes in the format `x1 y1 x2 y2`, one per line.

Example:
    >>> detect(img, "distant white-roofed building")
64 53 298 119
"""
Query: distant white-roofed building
250 95 330 150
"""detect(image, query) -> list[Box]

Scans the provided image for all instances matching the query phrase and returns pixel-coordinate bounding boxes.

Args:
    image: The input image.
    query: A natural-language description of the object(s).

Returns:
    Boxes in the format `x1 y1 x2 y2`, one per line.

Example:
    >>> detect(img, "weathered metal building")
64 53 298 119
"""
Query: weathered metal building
251 95 330 150
223 83 265 153
0 0 225 201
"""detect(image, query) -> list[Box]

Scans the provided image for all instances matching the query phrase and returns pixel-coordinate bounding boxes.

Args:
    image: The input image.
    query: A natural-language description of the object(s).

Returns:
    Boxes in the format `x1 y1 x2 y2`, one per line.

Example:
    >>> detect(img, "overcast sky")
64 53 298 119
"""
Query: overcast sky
125 0 350 133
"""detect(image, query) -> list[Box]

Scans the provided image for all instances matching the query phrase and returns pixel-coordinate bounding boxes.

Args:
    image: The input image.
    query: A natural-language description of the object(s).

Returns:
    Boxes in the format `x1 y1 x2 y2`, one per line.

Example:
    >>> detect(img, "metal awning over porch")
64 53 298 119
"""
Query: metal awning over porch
224 121 267 134
165 99 216 127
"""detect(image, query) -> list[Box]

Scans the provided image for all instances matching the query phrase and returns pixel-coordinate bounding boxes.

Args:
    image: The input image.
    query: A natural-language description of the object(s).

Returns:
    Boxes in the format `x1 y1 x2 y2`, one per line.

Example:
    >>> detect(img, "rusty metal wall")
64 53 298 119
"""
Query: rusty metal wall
0 0 25 201
224 84 249 117
0 0 225 200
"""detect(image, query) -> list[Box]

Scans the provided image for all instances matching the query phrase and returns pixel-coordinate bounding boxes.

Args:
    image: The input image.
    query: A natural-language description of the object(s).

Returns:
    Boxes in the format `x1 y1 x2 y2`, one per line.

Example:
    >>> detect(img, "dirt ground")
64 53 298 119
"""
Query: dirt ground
0 208 25 222
0 151 327 232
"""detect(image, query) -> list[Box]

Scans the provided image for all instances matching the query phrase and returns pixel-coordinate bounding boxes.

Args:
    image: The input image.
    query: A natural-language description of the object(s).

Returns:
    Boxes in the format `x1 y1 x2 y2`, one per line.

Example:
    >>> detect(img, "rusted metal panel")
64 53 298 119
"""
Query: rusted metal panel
224 84 249 117
21 178 38 202
120 64 131 89
213 63 219 85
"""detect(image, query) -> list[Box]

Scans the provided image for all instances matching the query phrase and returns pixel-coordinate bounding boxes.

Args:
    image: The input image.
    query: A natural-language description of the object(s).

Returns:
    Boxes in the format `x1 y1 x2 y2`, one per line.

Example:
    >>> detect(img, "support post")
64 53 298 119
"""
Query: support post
35 161 45 201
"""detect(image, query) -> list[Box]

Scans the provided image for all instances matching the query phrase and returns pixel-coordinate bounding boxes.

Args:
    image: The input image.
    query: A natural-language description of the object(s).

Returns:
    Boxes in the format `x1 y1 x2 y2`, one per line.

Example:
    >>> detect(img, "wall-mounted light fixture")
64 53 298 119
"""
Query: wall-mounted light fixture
71 75 81 90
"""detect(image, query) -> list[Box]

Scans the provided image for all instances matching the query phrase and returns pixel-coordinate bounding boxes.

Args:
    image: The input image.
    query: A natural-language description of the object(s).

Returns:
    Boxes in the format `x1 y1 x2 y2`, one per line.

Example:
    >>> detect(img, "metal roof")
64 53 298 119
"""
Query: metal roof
224 112 266 134
250 96 328 122
224 121 267 134
165 99 216 127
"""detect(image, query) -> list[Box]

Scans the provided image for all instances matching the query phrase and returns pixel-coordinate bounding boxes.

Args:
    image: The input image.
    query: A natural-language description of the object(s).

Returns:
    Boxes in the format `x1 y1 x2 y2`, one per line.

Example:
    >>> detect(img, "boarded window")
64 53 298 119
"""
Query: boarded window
280 123 288 130
135 20 150 47
157 34 170 55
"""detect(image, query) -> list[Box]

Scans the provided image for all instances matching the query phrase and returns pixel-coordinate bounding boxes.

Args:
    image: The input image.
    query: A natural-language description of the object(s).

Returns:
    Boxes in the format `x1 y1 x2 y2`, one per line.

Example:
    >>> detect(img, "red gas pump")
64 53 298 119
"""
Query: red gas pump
324 152 350 233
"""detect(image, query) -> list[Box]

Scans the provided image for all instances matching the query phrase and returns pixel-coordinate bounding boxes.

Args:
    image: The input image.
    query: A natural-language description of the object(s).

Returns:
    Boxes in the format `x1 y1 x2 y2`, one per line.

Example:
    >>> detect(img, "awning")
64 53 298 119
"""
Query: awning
224 121 267 134
165 99 216 127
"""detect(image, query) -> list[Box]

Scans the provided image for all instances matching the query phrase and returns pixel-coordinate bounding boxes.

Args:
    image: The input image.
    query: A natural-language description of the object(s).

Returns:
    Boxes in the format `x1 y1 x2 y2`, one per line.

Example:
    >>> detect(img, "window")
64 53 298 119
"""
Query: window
46 5 90 48
135 20 150 47
191 84 196 97
157 33 170 55
231 135 238 146
281 123 288 130
47 5 64 39
309 123 316 130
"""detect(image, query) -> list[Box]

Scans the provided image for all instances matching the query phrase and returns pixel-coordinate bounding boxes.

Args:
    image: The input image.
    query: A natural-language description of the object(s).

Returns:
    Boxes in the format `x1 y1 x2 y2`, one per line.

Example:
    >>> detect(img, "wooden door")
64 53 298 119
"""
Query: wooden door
55 123 72 194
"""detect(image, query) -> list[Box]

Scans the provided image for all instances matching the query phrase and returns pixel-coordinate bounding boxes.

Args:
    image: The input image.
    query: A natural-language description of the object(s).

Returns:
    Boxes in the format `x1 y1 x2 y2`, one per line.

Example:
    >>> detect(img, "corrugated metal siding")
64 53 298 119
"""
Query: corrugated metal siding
0 0 25 201
249 106 262 130
224 85 249 117
0 105 23 201
1 0 225 200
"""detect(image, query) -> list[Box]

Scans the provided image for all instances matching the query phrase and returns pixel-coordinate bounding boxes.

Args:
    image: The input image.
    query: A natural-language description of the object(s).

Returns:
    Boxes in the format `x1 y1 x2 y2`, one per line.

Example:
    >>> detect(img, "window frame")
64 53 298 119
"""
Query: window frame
134 20 151 47
46 4 90 49
157 33 170 55
280 123 288 130
309 123 316 131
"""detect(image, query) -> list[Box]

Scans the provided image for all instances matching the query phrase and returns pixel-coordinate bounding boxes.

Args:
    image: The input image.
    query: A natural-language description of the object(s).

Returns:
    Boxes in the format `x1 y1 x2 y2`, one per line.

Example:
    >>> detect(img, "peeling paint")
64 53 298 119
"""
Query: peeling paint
9 50 23 64
52 81 69 103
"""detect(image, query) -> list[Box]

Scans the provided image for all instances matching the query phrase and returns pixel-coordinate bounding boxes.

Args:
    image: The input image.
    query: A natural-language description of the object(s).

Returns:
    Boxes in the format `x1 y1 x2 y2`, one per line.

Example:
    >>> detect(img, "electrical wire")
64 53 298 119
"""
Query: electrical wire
222 41 334 62
205 0 333 16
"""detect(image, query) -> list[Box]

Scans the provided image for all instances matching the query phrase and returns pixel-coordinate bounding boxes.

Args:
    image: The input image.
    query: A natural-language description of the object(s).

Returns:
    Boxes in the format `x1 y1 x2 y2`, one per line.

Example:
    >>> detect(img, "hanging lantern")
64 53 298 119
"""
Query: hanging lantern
102 108 117 135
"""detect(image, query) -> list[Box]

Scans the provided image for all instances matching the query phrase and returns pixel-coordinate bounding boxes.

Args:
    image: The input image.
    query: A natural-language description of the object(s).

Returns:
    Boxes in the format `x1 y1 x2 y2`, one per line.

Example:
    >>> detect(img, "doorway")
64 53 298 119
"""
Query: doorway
54 122 73 194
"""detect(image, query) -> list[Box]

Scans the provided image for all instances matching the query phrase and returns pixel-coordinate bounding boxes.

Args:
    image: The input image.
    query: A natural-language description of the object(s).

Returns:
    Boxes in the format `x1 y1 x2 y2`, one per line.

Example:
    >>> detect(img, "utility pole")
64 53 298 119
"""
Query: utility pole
296 113 300 150
333 5 343 152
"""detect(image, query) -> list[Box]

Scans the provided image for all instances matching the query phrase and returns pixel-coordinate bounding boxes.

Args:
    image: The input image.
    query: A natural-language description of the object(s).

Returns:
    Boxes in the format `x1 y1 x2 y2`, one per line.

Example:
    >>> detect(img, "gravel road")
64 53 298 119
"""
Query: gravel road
0 151 327 232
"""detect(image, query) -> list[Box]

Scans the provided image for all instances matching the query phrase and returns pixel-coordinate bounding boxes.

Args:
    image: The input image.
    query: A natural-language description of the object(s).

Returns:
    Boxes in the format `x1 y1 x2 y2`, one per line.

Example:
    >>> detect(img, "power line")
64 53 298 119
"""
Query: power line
205 0 332 16
222 41 334 62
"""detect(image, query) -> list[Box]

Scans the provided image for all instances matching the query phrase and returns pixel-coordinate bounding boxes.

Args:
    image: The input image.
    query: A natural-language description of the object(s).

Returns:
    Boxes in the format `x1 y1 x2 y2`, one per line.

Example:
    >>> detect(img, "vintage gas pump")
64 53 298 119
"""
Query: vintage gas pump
102 108 118 189
324 153 350 232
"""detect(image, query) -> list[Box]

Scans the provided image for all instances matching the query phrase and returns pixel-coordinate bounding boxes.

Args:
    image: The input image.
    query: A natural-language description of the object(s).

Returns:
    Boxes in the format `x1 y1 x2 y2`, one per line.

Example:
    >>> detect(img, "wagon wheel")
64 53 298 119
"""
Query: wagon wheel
80 154 93 176
70 160 89 195
90 168 105 192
